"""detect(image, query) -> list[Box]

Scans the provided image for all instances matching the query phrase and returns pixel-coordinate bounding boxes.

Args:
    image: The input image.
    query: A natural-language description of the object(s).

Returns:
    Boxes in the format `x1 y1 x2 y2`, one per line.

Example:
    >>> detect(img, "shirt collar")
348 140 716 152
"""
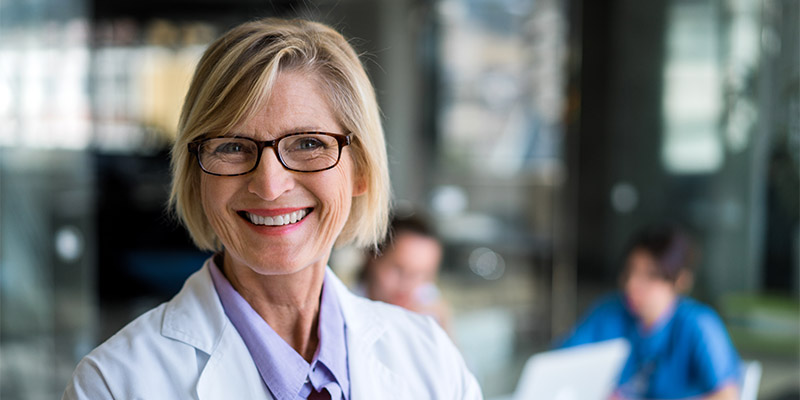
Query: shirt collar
208 257 349 400
316 270 349 397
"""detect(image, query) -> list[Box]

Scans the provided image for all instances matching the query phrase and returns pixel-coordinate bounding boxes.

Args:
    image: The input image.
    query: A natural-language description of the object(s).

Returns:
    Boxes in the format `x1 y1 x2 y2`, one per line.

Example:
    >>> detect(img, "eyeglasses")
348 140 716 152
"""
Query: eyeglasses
188 132 351 176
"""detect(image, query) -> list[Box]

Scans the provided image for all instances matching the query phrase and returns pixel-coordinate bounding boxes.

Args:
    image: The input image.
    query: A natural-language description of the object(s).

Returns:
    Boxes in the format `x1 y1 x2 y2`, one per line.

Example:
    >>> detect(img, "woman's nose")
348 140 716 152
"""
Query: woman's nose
247 149 295 200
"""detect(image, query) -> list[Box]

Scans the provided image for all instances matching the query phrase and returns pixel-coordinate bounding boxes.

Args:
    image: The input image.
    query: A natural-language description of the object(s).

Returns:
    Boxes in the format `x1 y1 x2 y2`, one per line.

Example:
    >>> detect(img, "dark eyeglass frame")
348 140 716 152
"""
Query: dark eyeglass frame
187 131 352 176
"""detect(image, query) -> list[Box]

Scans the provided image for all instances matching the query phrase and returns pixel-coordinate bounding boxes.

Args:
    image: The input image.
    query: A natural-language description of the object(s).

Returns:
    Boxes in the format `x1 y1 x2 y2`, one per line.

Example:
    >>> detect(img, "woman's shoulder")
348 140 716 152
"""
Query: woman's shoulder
348 293 440 339
596 292 627 309
332 271 441 339
669 298 739 357
64 303 200 399
675 297 723 322
342 294 482 398
558 292 632 348
342 287 462 365
583 292 631 321
82 302 190 363
86 265 220 361
65 265 220 399
673 297 728 333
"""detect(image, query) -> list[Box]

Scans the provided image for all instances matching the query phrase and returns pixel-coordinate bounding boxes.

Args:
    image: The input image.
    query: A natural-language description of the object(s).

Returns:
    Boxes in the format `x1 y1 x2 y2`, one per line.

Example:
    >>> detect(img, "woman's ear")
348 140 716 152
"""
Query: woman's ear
675 270 694 294
352 173 367 197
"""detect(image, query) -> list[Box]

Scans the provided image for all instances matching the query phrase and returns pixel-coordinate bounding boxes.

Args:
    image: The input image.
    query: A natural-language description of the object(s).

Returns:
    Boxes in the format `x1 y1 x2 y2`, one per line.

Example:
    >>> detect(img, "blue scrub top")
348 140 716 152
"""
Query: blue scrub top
559 293 741 399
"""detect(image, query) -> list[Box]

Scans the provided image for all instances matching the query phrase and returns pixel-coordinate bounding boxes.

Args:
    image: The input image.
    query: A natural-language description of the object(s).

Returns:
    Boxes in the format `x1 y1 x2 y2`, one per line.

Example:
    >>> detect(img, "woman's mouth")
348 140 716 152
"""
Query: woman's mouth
239 208 312 226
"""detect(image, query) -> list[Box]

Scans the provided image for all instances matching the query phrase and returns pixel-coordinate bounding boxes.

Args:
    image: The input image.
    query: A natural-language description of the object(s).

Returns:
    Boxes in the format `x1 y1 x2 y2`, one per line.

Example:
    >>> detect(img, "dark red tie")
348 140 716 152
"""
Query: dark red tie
308 388 330 400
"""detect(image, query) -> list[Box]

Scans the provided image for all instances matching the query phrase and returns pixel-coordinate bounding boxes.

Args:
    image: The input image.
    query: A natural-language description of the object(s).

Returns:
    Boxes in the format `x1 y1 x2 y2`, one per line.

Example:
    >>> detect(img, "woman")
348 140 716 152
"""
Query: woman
358 213 450 330
64 18 481 399
559 224 741 400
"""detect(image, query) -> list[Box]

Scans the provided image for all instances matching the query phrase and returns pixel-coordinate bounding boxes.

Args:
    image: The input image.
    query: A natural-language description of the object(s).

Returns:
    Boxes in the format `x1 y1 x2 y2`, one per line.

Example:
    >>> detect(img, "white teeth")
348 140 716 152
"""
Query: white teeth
245 209 308 226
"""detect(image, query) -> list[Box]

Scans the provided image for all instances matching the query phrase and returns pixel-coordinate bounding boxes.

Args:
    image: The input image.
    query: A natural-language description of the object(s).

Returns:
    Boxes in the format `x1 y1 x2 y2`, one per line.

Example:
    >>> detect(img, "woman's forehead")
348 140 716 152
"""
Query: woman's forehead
232 72 342 137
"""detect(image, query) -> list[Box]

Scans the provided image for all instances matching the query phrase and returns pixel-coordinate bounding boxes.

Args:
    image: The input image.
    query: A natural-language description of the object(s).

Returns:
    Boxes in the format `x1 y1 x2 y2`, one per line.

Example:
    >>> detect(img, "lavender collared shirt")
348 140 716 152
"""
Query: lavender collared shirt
208 259 350 400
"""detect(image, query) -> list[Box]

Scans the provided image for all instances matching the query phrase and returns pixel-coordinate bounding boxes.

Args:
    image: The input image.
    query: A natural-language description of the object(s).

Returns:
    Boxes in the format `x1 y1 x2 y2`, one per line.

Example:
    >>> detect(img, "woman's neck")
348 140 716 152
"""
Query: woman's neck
219 253 327 362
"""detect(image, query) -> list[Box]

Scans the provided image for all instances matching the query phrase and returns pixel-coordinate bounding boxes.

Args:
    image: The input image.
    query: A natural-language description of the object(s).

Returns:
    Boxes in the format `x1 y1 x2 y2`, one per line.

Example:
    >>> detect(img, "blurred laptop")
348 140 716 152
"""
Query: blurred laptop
510 338 630 400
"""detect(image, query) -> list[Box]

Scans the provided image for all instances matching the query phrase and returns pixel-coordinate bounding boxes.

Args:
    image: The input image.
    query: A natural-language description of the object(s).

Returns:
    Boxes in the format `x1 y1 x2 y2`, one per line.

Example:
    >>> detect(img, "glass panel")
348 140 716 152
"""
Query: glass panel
0 2 95 398
662 0 723 174
434 0 570 396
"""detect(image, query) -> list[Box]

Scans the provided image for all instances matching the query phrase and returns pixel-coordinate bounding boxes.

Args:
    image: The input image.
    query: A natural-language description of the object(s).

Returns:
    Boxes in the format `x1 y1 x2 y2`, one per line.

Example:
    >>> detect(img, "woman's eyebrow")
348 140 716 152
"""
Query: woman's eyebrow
210 132 247 138
279 126 328 134
220 126 330 138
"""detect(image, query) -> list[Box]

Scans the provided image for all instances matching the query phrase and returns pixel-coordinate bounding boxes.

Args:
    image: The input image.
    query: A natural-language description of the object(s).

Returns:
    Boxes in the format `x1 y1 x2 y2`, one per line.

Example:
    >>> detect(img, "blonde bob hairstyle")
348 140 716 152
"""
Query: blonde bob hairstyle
169 18 390 251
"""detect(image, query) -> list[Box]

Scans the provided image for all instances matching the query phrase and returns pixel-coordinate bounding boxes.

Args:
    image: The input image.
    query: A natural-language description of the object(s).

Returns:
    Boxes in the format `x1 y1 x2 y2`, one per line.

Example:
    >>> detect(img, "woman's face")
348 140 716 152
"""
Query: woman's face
622 248 677 322
367 231 442 308
200 70 365 277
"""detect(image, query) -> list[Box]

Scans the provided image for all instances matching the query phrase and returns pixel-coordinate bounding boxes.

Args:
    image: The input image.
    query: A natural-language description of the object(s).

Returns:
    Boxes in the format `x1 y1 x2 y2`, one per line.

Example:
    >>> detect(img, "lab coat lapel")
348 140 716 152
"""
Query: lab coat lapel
195 324 273 399
346 334 407 400
161 262 272 400
328 269 409 400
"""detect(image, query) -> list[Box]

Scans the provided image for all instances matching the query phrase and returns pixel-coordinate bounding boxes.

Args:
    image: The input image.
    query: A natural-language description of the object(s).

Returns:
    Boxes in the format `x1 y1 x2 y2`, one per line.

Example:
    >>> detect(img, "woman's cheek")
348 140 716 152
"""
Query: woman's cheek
200 178 241 250
315 170 354 247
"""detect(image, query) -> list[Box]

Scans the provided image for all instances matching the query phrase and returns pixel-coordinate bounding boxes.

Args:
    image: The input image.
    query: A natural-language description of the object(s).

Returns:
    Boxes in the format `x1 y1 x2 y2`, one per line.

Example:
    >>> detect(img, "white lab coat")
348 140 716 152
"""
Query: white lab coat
63 260 482 399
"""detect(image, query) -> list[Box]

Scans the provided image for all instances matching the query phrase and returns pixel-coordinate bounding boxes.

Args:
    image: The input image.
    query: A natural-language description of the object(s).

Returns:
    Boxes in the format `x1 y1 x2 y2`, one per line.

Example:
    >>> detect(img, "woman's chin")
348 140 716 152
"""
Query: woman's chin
224 250 304 276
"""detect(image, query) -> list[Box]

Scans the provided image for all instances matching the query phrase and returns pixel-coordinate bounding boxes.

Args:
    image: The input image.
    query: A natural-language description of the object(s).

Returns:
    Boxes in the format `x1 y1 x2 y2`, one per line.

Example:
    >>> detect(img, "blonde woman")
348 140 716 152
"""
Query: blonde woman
64 18 481 400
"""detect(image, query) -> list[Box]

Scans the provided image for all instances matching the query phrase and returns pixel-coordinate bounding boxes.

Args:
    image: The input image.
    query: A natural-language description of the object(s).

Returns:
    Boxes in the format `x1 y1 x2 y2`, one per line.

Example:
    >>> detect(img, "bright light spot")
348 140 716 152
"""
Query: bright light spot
468 247 505 280
55 226 84 262
663 63 721 120
662 1 723 174
431 185 468 217
662 129 723 173
610 182 639 214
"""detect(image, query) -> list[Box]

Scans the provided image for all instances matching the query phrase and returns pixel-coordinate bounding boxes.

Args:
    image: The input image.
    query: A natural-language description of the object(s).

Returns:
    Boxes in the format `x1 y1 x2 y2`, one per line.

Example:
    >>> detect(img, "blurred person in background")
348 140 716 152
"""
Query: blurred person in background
64 18 481 399
558 223 741 400
356 212 451 331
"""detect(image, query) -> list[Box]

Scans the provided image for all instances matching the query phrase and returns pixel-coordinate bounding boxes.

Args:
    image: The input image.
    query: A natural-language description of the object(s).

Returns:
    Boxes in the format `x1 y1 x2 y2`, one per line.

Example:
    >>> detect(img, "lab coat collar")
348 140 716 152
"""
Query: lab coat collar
160 260 407 399
325 267 385 346
162 260 270 399
161 258 227 354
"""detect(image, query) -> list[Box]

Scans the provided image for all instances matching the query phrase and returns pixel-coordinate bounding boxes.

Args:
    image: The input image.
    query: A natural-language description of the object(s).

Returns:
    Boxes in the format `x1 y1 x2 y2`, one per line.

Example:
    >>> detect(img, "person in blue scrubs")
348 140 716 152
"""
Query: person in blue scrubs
559 224 741 399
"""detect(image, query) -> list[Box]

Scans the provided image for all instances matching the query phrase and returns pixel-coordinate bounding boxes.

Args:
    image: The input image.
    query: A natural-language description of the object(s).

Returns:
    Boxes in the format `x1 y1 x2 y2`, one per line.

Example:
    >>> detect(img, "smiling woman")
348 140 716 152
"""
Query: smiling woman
63 18 482 400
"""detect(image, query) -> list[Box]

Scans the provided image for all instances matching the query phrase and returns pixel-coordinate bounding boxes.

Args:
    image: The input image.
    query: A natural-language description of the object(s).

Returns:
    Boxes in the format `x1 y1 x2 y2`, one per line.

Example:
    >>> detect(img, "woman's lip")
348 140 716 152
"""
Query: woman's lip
239 207 312 217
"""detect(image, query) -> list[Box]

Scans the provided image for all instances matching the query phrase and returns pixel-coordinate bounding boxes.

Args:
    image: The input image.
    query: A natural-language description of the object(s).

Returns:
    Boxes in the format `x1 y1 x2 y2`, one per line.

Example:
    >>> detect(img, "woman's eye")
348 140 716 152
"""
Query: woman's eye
295 138 324 150
215 142 246 154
